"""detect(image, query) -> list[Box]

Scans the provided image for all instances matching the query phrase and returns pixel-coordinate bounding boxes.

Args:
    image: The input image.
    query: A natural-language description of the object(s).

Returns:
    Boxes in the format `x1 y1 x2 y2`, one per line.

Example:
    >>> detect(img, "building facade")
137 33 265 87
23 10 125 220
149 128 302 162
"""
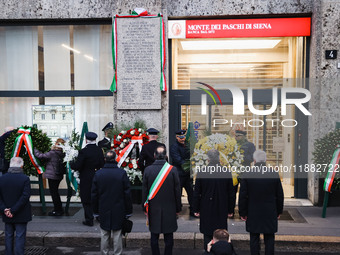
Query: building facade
0 0 340 205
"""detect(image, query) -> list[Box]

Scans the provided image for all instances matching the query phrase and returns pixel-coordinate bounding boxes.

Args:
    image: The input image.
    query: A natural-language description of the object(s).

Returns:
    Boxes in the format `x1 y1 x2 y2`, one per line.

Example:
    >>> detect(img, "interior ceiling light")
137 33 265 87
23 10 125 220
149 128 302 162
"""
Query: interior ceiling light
181 39 281 50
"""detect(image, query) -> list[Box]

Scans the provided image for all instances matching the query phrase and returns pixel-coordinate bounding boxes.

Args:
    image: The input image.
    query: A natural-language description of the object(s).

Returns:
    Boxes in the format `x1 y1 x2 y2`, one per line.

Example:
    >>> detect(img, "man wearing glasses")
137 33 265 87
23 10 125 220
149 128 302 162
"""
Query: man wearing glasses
170 130 195 217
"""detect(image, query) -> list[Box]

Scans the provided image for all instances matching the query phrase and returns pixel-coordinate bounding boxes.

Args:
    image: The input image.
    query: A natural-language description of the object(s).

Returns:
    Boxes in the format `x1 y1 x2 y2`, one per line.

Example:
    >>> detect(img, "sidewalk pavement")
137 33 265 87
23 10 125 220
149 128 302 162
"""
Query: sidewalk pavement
0 199 340 253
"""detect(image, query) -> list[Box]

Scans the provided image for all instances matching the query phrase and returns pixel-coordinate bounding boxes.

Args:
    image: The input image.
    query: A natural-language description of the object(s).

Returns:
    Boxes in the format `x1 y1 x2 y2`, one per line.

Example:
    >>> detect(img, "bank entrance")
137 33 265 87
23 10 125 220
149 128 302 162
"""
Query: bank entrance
169 18 310 198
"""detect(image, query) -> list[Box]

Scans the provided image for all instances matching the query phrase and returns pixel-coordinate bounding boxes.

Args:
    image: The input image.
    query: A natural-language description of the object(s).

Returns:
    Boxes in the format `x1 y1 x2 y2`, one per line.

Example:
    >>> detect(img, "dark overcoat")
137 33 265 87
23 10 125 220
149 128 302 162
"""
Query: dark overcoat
0 169 32 223
70 144 104 203
139 140 166 173
98 138 111 152
91 162 133 231
193 166 235 236
170 140 190 176
142 160 181 234
238 163 284 234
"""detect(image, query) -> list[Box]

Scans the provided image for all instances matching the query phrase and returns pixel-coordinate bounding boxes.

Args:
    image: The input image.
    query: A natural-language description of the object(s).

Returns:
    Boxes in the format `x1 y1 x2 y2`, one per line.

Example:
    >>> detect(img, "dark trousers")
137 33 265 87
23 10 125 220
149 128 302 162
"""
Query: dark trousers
179 175 193 212
5 223 27 255
48 178 63 213
203 234 213 251
82 202 94 223
250 233 275 255
150 232 174 255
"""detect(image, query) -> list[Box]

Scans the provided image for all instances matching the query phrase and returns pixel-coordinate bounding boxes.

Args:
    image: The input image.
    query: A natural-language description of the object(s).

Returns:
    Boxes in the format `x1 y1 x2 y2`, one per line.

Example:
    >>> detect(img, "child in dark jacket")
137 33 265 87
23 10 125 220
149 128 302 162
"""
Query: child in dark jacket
204 229 235 255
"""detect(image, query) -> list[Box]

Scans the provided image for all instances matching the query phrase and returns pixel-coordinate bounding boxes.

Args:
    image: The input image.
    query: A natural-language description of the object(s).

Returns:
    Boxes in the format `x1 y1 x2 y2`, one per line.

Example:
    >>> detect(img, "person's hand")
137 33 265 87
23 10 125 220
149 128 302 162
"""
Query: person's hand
277 214 281 219
4 208 13 218
240 216 247 221
228 213 233 218
207 240 213 252
194 212 200 217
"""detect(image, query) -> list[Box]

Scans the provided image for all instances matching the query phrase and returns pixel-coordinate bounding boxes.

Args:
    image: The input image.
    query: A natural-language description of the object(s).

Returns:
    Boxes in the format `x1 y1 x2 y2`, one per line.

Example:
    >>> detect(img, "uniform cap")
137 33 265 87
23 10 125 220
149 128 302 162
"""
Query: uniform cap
235 130 247 135
146 128 159 135
85 132 98 141
175 129 186 136
102 122 114 131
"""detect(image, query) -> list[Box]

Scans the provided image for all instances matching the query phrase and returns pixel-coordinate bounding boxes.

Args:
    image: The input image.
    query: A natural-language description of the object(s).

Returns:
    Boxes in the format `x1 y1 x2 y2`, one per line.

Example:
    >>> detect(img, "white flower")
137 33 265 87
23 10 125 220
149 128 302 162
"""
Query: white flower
138 128 142 132
123 139 127 143
120 143 125 148
116 136 121 141
121 131 126 135
130 130 135 135
125 157 130 163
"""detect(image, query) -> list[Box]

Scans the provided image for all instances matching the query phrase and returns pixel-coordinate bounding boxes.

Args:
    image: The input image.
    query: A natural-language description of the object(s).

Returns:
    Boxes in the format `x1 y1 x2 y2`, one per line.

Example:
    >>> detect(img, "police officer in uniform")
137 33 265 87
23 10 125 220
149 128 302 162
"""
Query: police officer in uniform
98 122 114 153
70 132 105 226
170 129 195 217
139 128 165 174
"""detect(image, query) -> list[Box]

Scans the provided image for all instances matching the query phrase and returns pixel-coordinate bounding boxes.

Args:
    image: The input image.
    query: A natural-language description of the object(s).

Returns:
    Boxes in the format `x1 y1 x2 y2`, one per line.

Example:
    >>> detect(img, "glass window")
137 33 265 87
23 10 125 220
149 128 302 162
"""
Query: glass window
172 37 306 90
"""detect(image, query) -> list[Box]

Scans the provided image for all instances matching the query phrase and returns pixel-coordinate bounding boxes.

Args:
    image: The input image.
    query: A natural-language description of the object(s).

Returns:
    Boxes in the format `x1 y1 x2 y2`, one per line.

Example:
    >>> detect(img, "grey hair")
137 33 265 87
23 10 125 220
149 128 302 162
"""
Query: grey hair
207 149 220 163
10 157 24 168
253 150 266 163
4 126 14 132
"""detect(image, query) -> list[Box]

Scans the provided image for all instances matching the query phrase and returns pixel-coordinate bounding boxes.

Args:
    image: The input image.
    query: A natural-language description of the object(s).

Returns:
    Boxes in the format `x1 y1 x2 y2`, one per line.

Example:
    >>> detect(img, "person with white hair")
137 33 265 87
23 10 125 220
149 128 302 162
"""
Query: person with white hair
0 157 32 255
238 150 284 255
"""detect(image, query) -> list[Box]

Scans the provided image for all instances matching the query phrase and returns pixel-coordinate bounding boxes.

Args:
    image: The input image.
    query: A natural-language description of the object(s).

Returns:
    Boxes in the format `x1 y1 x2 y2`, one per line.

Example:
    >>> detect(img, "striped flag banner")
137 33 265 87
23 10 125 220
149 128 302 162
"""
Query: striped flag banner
11 127 45 174
110 13 166 92
144 162 173 214
323 146 340 192
116 136 144 167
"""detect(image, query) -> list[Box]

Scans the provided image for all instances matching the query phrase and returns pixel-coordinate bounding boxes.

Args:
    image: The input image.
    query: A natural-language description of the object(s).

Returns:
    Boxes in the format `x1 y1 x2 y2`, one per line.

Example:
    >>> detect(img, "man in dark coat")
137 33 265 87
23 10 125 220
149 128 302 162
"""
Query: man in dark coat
142 146 181 255
139 128 166 174
170 129 195 217
238 150 284 255
98 122 114 153
193 149 235 251
71 131 105 226
0 157 32 255
92 150 133 255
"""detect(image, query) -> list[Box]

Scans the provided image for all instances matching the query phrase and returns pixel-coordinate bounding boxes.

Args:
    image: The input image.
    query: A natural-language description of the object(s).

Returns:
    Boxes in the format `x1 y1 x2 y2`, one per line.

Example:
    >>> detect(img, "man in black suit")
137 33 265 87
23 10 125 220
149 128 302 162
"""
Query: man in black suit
193 149 235 251
139 128 165 174
238 150 284 255
92 151 133 255
0 157 32 255
98 122 114 153
71 132 105 226
142 146 181 255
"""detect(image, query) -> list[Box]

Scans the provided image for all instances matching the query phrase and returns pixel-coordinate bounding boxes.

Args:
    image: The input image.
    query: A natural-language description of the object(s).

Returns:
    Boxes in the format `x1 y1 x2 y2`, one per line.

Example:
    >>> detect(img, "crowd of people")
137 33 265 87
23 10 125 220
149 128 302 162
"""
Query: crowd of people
0 124 284 255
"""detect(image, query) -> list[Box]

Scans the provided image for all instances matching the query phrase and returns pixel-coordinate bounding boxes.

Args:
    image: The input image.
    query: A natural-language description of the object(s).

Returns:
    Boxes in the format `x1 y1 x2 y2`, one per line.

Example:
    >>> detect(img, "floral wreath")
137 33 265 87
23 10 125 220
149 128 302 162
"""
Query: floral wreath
191 133 243 183
113 128 149 184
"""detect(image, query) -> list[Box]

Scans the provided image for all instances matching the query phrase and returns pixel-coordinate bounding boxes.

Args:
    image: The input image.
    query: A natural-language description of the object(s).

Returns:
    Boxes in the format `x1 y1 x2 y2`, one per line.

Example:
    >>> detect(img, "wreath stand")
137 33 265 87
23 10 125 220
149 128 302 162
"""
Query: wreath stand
31 174 46 214
65 122 88 214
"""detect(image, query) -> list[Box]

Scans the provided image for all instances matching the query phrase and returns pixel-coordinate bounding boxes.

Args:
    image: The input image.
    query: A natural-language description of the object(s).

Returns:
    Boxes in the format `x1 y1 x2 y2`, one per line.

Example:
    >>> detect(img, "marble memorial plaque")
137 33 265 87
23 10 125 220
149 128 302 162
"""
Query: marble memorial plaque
116 17 162 109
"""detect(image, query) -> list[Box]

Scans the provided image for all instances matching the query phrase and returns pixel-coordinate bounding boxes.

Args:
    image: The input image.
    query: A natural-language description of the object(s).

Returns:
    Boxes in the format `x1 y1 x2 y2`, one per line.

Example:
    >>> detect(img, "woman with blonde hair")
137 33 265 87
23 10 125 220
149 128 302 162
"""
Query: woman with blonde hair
34 138 66 216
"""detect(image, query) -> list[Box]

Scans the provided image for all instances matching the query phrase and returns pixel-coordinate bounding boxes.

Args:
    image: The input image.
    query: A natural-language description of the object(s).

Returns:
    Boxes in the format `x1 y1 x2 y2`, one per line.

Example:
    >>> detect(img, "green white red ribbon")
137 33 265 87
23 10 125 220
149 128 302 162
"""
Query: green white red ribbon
110 13 166 92
117 136 144 167
144 162 173 214
11 127 45 174
324 146 340 192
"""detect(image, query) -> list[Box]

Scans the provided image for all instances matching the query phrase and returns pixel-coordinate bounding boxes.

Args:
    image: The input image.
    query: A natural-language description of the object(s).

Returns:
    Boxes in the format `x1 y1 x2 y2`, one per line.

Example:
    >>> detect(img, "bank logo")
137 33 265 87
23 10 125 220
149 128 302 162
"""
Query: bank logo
171 23 182 36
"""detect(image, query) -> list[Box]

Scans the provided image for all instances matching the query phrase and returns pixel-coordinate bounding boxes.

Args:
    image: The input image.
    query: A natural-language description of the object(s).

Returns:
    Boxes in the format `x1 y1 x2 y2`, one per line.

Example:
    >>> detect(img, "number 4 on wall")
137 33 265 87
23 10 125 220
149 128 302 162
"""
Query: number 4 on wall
325 50 337 59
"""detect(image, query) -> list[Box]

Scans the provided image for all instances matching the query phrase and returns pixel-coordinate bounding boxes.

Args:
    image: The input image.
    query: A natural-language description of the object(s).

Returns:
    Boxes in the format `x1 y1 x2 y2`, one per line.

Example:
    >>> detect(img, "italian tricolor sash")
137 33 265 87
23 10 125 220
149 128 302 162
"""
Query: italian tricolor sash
11 127 45 174
323 146 340 192
144 162 173 214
